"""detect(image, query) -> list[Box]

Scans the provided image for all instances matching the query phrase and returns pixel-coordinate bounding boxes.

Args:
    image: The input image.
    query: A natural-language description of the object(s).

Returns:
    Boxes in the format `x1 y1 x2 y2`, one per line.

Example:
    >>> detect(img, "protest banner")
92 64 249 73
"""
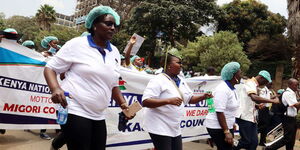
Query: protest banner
0 39 222 149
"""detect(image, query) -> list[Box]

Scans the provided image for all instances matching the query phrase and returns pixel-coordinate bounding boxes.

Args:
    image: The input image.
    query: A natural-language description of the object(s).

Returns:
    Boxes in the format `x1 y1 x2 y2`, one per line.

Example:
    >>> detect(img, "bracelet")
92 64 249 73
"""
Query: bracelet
224 129 230 134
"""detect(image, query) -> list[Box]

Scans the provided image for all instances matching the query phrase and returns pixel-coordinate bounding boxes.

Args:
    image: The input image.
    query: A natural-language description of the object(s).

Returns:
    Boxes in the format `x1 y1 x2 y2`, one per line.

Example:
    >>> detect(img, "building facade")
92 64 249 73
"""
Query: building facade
55 13 74 27
74 0 102 26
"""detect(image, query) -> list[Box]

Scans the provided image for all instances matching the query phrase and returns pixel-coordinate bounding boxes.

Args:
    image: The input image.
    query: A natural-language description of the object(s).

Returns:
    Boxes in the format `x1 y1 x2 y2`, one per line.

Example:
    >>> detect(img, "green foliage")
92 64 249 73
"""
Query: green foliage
5 16 39 41
0 12 5 30
33 25 80 51
125 0 221 55
246 60 292 79
247 34 293 61
181 31 251 73
36 4 56 31
217 0 286 46
111 30 131 53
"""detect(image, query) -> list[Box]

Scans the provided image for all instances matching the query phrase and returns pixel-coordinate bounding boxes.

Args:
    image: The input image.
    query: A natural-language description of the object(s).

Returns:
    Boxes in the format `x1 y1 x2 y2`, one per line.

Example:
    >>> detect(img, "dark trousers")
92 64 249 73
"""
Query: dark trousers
207 128 234 150
52 124 66 149
40 129 46 133
235 118 258 150
265 116 297 150
258 107 272 144
64 114 107 150
149 133 182 150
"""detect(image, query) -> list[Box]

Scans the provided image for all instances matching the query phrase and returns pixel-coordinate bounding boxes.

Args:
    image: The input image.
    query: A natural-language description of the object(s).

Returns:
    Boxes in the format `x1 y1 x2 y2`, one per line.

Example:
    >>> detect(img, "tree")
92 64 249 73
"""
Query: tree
125 0 221 55
217 0 286 47
36 4 56 31
111 30 131 53
287 0 300 79
0 12 5 30
181 31 251 73
5 16 39 41
100 0 140 22
34 25 80 51
247 34 293 89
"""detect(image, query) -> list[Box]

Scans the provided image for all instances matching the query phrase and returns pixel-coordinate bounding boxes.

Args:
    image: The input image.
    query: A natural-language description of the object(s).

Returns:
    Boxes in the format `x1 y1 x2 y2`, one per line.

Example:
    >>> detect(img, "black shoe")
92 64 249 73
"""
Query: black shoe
0 129 6 134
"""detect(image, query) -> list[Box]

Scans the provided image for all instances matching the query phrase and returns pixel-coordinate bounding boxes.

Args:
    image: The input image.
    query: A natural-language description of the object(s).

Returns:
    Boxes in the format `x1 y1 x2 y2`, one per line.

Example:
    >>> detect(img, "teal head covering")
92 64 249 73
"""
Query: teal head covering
2 28 22 40
130 55 140 63
22 40 35 47
258 70 272 83
81 31 90 37
120 55 125 59
4 28 18 34
85 6 120 29
41 36 58 49
277 89 285 94
221 62 241 80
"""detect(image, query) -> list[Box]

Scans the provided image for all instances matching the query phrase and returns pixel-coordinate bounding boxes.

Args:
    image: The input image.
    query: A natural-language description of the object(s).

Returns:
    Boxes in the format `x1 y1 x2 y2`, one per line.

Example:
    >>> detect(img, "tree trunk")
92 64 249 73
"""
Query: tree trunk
274 63 284 91
292 47 300 80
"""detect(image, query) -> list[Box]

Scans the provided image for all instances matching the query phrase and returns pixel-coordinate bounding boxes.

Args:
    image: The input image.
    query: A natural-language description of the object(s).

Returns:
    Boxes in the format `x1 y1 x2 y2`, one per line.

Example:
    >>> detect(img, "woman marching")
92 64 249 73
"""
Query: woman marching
44 6 132 150
205 62 242 150
142 53 212 150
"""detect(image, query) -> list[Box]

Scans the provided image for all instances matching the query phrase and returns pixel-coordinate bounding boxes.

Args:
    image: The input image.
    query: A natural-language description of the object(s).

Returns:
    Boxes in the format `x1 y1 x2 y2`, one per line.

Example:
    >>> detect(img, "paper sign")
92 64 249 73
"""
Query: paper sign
123 33 145 55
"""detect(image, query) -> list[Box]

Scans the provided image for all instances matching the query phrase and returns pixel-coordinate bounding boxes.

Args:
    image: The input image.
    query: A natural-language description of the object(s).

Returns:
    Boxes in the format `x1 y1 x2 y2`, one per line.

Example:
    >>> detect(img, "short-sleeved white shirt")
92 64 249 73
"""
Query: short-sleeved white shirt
282 88 298 117
237 77 258 123
142 74 193 137
205 81 240 129
258 86 272 107
46 36 121 120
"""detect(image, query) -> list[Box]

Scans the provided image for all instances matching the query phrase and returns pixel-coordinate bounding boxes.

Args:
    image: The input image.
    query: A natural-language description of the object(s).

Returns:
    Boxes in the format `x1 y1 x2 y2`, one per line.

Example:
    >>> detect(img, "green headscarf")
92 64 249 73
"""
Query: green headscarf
221 62 241 81
41 36 58 49
22 40 35 47
85 6 120 29
258 70 272 83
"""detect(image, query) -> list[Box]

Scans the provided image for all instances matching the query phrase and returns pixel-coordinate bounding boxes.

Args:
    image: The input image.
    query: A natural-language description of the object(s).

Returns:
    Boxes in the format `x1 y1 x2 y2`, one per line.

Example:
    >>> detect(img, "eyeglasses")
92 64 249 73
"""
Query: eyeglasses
101 21 118 28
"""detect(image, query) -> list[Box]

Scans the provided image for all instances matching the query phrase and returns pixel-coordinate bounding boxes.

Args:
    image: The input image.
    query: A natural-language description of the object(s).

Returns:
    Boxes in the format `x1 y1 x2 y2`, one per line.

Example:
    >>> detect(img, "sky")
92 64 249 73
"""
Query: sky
0 0 288 19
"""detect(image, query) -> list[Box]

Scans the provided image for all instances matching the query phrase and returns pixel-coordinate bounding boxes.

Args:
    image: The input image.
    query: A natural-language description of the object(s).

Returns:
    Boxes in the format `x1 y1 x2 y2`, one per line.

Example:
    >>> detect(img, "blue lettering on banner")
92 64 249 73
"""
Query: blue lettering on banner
124 122 144 132
180 119 205 128
109 93 142 107
109 93 207 108
0 76 50 94
121 119 205 133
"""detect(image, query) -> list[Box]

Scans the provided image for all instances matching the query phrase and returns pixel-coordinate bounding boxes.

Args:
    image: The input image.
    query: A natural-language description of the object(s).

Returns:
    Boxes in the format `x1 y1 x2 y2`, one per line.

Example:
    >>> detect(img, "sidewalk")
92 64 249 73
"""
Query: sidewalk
1 130 300 150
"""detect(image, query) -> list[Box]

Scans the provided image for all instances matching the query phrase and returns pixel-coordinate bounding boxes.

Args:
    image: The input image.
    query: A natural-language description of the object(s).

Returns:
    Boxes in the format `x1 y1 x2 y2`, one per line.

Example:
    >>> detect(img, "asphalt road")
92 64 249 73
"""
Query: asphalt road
1 130 299 150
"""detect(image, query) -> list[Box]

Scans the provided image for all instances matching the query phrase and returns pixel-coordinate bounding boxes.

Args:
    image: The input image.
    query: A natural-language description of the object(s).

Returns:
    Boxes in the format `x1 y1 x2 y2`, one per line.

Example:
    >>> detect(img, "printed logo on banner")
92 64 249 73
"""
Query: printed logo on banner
194 81 207 93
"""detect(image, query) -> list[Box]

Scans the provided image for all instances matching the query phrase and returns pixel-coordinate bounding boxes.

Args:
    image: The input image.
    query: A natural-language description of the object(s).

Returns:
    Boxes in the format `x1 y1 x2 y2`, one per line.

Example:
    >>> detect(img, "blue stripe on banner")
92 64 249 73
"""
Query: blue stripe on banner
106 133 210 147
0 76 51 94
0 47 46 66
0 113 56 124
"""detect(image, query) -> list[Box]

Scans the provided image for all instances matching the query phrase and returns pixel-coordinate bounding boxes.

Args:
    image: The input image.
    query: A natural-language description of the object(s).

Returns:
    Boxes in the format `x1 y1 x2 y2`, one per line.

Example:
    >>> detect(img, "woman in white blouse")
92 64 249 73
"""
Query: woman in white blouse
142 53 211 150
205 62 242 150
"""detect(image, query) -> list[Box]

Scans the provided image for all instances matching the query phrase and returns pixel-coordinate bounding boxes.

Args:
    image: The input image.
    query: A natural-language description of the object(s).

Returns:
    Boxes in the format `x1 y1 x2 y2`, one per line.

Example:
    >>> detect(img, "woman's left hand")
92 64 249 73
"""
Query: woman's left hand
224 132 234 145
120 103 135 120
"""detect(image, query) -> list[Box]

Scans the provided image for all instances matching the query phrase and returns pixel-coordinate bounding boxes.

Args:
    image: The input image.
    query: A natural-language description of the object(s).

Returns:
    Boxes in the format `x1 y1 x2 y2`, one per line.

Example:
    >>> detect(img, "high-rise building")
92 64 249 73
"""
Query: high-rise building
74 0 101 26
55 13 75 27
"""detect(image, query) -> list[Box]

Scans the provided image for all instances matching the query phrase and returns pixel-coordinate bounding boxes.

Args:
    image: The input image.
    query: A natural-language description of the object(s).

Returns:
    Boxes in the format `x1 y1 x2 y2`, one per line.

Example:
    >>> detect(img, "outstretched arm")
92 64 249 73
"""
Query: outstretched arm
143 97 183 108
125 36 136 66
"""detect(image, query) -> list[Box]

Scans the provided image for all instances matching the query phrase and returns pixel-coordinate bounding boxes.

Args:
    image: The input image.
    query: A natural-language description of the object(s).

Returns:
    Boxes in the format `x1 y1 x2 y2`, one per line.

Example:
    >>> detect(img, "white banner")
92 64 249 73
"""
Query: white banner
0 39 222 149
